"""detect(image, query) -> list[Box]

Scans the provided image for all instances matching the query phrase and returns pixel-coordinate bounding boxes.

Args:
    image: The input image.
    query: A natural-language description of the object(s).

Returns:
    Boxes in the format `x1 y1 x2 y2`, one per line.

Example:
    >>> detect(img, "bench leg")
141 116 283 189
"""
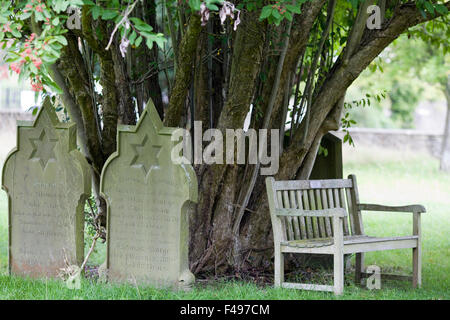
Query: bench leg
334 252 344 295
413 212 422 289
355 252 365 287
412 246 421 288
274 246 284 287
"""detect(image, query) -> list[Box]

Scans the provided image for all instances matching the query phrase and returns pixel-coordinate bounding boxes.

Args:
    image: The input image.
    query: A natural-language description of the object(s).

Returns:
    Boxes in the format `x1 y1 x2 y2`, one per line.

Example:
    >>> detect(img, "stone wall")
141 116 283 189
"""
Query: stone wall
333 128 444 158
0 111 34 131
0 111 35 165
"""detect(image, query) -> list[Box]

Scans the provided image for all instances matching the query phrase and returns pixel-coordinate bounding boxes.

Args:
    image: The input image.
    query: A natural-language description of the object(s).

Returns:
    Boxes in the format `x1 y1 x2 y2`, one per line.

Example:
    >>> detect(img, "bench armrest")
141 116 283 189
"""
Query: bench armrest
358 203 426 213
275 208 347 218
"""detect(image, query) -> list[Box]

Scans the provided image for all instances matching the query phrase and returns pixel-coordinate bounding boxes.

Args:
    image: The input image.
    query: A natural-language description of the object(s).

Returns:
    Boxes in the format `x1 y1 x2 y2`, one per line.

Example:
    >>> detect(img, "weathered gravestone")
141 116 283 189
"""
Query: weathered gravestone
1 98 91 277
101 99 197 289
310 132 343 180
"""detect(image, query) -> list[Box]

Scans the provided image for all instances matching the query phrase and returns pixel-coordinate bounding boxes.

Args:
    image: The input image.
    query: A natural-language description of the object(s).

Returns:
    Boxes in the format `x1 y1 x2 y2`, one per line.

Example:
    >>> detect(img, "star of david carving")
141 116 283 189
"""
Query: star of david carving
28 129 58 170
130 134 162 175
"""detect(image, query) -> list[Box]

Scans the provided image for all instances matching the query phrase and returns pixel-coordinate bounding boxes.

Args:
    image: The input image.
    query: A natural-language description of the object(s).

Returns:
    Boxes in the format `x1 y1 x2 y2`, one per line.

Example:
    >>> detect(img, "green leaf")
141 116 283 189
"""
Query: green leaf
10 28 21 38
206 4 219 11
260 6 272 20
91 6 102 20
102 10 118 20
19 11 33 20
71 0 85 6
424 1 435 15
286 4 301 14
131 18 154 33
55 35 68 46
188 0 202 11
145 37 154 49
135 36 143 47
434 4 448 15
284 11 293 21
129 31 137 44
272 9 281 20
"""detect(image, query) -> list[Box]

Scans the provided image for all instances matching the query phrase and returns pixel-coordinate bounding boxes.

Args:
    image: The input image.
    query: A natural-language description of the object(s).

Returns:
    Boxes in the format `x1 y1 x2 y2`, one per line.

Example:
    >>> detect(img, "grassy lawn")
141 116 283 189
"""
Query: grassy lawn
0 146 449 300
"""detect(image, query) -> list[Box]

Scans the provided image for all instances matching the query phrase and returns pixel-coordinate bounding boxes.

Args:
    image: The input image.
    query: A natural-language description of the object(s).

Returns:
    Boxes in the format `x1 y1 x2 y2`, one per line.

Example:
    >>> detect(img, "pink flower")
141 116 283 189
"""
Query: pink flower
10 62 21 74
200 2 210 26
119 37 129 58
234 10 241 31
6 39 14 48
31 77 43 92
0 65 9 80
33 58 42 69
219 2 234 24
217 1 241 31
2 22 12 32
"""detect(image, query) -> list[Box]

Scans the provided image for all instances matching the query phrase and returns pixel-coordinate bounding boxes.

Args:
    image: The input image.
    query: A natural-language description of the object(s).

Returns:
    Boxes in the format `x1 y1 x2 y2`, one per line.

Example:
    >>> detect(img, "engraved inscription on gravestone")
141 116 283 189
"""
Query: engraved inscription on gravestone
101 99 198 288
1 98 91 277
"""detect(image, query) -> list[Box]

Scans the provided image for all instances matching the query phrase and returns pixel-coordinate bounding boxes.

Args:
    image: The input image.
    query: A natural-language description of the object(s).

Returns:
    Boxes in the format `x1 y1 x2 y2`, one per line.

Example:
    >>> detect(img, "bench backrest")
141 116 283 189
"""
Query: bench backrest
266 175 364 241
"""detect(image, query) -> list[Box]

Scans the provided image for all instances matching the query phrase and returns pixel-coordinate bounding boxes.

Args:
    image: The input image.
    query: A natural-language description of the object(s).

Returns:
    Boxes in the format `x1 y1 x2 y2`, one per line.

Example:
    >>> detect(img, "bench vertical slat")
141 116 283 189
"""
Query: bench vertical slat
333 188 349 236
326 188 335 237
289 190 301 240
321 189 333 237
296 190 307 239
276 191 288 240
302 191 314 239
315 189 327 238
345 187 356 235
308 189 321 238
266 178 284 287
283 191 295 241
339 188 350 236
348 175 364 235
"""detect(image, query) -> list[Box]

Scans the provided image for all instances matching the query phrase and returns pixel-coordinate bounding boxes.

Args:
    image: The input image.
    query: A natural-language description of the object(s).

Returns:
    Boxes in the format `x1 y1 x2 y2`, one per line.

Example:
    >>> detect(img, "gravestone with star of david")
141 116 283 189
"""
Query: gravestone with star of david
100 99 197 288
1 98 91 278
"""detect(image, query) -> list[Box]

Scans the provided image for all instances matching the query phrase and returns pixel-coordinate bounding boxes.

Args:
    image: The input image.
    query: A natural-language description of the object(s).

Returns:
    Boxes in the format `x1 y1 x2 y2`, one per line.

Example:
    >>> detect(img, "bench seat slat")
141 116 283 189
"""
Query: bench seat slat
281 235 419 248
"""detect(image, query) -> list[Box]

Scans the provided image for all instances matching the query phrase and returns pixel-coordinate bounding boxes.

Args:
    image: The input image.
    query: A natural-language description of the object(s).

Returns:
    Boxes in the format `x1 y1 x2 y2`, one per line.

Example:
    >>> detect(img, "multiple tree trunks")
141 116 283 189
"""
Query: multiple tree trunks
47 1 450 275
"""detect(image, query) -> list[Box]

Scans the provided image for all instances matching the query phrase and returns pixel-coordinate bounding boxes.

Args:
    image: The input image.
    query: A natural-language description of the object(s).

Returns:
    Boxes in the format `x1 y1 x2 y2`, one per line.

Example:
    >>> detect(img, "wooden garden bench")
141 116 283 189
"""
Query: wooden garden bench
266 175 425 295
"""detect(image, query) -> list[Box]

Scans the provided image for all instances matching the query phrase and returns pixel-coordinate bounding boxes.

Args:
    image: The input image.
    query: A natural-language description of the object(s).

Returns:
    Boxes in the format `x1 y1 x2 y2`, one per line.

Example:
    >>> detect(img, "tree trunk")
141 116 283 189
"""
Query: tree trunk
440 75 450 172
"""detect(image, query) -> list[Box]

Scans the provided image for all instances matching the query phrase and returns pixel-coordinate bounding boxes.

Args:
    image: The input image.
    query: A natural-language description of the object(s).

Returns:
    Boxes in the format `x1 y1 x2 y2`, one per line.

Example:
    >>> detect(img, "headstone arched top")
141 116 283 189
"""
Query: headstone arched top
100 99 197 288
1 97 90 277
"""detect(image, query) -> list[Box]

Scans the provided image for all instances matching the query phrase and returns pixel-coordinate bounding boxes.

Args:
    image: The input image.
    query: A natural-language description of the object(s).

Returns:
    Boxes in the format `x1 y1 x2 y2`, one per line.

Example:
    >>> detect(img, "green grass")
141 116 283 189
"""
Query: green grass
0 146 449 300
